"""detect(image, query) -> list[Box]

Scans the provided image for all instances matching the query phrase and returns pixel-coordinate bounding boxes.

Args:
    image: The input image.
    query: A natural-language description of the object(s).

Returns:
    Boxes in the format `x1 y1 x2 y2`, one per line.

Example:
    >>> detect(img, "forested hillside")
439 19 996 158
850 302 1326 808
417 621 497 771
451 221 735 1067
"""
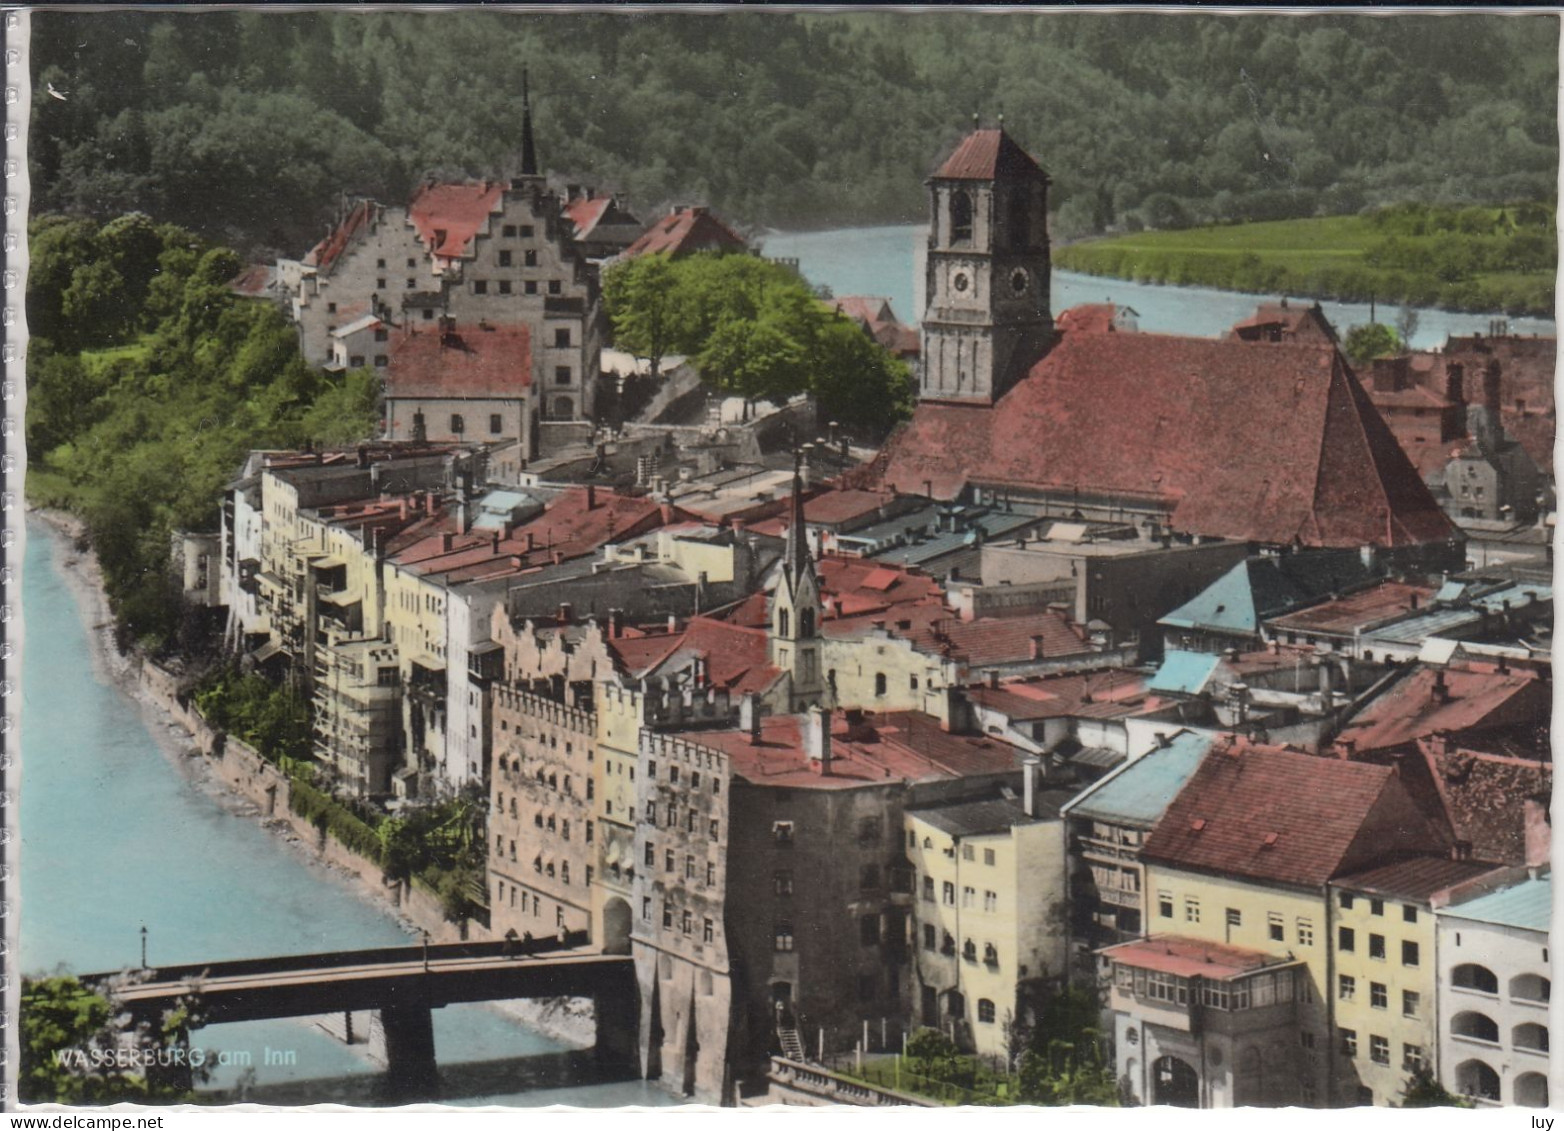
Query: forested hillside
30 10 1556 253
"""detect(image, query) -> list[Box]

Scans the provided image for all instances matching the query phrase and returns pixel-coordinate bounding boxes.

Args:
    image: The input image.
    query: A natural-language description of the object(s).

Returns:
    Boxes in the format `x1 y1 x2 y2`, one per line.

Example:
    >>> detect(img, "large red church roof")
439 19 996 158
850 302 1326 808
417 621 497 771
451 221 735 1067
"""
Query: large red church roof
861 328 1456 550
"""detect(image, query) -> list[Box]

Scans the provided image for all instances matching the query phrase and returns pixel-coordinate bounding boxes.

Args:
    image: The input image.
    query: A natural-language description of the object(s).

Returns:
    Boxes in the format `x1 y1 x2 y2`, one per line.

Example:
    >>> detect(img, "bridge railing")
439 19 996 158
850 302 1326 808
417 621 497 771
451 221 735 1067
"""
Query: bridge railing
82 930 591 985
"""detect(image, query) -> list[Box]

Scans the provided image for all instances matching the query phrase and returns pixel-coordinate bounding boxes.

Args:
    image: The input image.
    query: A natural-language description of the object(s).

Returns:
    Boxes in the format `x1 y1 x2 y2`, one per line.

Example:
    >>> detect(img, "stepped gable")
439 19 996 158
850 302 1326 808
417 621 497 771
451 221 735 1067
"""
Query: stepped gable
1142 738 1450 888
304 199 375 273
409 182 506 258
868 328 1456 549
934 127 1048 181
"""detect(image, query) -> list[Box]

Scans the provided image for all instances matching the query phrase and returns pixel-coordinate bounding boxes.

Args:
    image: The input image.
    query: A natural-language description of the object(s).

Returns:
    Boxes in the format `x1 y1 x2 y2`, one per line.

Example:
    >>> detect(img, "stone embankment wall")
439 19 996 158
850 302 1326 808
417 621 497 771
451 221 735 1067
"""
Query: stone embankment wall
137 659 479 945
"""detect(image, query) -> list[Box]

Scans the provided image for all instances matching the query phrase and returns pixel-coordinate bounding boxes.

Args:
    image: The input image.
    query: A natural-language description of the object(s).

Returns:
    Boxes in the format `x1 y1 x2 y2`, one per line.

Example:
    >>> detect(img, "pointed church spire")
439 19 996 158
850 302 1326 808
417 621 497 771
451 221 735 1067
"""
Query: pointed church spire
785 449 811 580
520 65 539 177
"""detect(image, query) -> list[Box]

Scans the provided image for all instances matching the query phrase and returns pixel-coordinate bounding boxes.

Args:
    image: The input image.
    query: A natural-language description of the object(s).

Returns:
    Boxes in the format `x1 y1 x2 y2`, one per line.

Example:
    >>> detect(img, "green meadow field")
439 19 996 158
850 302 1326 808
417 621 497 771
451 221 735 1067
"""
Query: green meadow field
1053 206 1555 317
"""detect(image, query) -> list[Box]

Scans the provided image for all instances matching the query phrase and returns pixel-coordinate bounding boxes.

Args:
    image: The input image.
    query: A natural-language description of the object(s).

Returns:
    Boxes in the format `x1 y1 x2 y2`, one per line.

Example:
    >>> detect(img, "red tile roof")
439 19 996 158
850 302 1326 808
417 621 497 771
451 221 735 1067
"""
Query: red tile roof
1228 302 1337 343
1334 665 1550 756
902 609 1092 668
1143 738 1439 888
636 617 780 695
934 128 1048 181
408 181 505 258
966 669 1151 721
1055 304 1126 335
623 207 748 259
1407 733 1550 865
1267 581 1438 636
683 709 1025 791
1102 935 1299 980
304 200 375 273
563 195 612 239
831 296 897 327
383 324 531 400
1332 854 1503 901
228 263 274 297
860 332 1456 549
390 488 681 585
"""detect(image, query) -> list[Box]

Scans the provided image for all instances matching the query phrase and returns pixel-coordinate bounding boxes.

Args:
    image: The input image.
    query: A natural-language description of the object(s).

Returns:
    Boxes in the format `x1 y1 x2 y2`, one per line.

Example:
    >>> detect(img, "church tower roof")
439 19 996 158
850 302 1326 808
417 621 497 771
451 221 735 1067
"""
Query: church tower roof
933 126 1049 182
784 451 812 583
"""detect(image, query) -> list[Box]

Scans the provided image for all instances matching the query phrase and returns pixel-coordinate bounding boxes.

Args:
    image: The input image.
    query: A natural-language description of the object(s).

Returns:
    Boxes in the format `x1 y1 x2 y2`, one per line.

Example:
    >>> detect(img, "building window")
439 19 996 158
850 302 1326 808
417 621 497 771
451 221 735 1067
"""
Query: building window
489 413 503 434
774 922 794 952
1339 926 1356 952
1369 933 1386 960
1225 908 1241 929
525 280 538 295
1403 1044 1425 1071
984 848 996 866
520 224 534 238
1158 892 1173 919
1369 1035 1389 1065
984 890 998 912
962 886 976 909
1297 918 1315 946
1403 904 1418 924
374 327 389 342
665 849 674 873
473 280 488 295
1370 982 1388 1009
923 924 936 951
663 904 673 929
524 250 538 267
548 279 562 295
644 842 655 867
451 413 465 434
553 327 571 349
376 277 387 290
1268 912 1284 942
859 915 879 946
961 844 975 862
1339 892 1355 910
922 876 934 902
703 918 714 943
978 999 996 1024
875 672 887 696
1403 990 1421 1017
349 355 365 368
1401 940 1420 967
555 366 572 384
498 279 512 295
1338 975 1356 1001
423 308 434 320
684 855 695 880
706 861 714 885
641 897 651 920
1184 897 1200 924
950 189 973 244
773 821 794 845
1339 1028 1357 1057
327 301 337 313
942 881 956 907
774 870 793 896
681 909 692 935
503 224 517 238
499 250 513 267
1370 899 1384 917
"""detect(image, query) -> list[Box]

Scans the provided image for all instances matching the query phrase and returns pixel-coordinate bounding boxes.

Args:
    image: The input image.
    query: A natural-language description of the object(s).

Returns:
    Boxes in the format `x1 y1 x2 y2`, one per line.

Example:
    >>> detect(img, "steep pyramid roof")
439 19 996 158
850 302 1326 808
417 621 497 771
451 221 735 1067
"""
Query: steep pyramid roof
934 127 1048 181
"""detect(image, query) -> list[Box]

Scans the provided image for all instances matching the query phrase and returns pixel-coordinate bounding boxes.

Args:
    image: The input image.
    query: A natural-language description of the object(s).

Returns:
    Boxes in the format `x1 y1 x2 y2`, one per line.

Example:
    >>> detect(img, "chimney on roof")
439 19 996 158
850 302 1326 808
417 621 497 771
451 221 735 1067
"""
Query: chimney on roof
586 484 597 510
1523 796 1551 868
399 498 410 521
558 602 573 625
608 608 623 639
1336 737 1355 759
525 531 536 553
740 693 762 745
987 669 1000 690
1155 731 1171 749
668 614 679 634
1022 755 1041 818
426 492 438 517
1029 635 1046 662
440 533 455 553
1450 839 1473 862
552 549 564 566
1317 659 1335 711
805 705 833 774
1431 669 1450 705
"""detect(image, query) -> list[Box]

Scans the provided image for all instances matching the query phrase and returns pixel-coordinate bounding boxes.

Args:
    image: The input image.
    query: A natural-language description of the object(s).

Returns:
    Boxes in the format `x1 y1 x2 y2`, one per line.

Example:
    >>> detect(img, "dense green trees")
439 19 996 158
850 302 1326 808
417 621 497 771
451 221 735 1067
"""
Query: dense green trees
605 252 915 440
26 214 382 649
30 11 1557 252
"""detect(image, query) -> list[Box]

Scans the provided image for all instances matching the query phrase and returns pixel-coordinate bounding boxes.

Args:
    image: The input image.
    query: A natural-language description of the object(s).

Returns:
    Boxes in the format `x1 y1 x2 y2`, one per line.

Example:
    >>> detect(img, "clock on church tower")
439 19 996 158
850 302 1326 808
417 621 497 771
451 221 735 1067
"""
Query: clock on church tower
919 122 1054 404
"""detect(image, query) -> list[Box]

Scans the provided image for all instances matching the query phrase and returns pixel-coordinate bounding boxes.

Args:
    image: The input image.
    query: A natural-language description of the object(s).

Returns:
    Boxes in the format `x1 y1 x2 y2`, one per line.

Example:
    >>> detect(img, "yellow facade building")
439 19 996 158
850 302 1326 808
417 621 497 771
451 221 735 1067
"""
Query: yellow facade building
905 762 1069 1057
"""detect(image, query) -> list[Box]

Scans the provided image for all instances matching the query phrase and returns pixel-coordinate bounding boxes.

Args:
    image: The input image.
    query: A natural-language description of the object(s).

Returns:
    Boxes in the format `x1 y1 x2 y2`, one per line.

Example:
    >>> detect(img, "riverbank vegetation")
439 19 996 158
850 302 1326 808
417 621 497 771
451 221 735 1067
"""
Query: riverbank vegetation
1054 203 1555 316
26 214 381 652
605 252 915 439
30 11 1555 250
19 977 205 1103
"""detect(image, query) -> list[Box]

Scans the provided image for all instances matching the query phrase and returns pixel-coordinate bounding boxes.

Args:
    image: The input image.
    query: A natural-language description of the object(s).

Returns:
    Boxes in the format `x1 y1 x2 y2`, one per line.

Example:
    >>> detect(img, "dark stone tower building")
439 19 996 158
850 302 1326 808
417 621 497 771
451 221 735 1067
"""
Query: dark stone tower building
919 123 1053 404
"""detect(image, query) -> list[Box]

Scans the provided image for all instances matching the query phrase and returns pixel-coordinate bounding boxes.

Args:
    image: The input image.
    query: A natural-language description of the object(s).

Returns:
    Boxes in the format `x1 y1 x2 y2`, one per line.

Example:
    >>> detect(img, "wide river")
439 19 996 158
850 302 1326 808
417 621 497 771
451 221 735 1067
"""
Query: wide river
760 224 1556 349
18 516 677 1108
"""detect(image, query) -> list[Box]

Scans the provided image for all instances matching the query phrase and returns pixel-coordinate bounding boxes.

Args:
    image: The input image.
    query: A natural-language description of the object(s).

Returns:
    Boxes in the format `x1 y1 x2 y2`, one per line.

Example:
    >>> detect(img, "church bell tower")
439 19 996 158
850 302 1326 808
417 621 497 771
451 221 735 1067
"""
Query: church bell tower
919 120 1053 404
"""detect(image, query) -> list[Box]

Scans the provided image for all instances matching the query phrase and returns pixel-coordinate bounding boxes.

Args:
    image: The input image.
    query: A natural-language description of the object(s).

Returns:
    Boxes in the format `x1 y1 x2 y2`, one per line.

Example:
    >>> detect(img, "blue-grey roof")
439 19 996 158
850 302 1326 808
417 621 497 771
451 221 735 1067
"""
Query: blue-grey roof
867 512 1038 568
1066 731 1213 826
1439 872 1551 934
1148 650 1220 695
471 489 546 530
1161 560 1262 633
1366 581 1552 645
